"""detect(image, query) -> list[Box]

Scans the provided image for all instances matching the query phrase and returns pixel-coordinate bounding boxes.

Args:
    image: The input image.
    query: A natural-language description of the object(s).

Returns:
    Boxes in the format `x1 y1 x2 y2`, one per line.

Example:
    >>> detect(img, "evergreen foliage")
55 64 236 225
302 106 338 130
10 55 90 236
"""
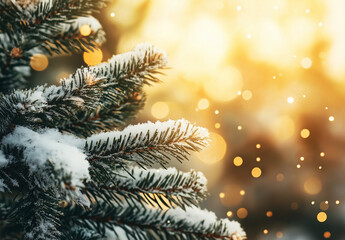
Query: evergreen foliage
0 0 246 239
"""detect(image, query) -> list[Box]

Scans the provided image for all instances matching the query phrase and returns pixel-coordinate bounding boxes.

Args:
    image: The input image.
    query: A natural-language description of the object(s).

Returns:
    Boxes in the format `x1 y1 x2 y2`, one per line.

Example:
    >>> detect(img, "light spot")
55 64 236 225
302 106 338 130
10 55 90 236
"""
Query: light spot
196 132 226 164
263 229 268 234
237 208 248 219
215 123 221 129
301 57 312 69
300 129 310 138
215 110 219 115
83 48 103 66
320 152 325 157
110 12 115 17
227 211 233 217
30 54 49 71
80 24 92 36
276 232 283 238
304 177 322 195
233 156 243 167
266 211 273 217
324 232 331 239
237 125 242 130
219 192 225 198
276 173 285 182
287 97 294 103
317 212 327 222
256 157 261 162
252 167 262 178
240 190 246 196
198 98 210 110
300 156 305 161
329 116 334 122
151 102 169 119
336 200 340 205
242 90 253 101
236 5 242 11
297 164 301 169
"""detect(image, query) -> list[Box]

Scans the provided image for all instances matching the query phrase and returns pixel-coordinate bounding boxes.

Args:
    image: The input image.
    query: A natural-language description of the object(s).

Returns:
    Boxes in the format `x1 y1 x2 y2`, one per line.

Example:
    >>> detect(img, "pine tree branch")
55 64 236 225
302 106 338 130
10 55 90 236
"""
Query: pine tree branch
64 201 246 240
0 43 168 136
86 119 209 167
84 166 208 210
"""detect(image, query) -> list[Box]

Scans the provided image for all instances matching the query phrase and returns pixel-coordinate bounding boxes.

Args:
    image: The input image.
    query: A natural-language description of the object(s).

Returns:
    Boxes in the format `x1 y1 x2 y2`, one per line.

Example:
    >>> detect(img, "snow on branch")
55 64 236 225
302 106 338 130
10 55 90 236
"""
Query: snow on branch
0 43 168 136
85 119 210 167
1 126 89 188
68 201 246 240
99 167 207 208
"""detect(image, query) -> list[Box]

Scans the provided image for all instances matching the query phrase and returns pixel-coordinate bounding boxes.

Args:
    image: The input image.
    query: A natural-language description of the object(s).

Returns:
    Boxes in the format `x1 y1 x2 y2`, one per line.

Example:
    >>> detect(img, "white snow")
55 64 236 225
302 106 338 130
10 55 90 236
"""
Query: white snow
166 206 245 237
1 126 90 187
86 119 210 152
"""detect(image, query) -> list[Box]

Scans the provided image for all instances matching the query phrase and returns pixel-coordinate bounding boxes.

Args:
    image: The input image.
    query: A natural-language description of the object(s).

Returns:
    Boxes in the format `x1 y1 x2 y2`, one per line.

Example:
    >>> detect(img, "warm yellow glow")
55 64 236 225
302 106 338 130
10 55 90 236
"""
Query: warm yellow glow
110 12 115 17
242 90 253 101
237 208 248 219
215 123 221 129
297 164 301 169
240 190 245 196
233 156 243 167
324 232 331 239
198 98 210 110
30 54 49 71
311 201 315 205
317 212 327 222
266 211 273 217
263 229 268 234
83 48 103 66
196 132 227 165
300 129 310 138
215 110 220 115
276 173 285 182
226 211 233 217
151 102 170 119
320 152 325 157
336 200 340 205
304 177 322 195
319 166 322 170
256 144 261 149
204 66 243 102
300 156 305 161
80 24 92 36
237 126 242 130
251 167 262 178
272 116 295 141
219 192 225 198
256 157 261 162
301 57 313 69
329 116 335 121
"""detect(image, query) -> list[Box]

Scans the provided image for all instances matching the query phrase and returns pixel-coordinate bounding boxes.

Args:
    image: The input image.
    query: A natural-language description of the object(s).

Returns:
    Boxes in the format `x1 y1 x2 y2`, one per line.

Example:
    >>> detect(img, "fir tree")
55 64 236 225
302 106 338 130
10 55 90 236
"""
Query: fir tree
0 0 246 239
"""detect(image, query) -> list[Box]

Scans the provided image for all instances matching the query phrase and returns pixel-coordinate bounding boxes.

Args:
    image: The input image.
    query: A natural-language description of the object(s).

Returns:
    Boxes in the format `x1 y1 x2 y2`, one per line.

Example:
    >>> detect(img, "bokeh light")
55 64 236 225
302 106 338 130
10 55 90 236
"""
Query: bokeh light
83 48 103 66
195 132 226 164
300 129 310 138
151 102 170 119
233 156 243 167
304 177 322 195
80 24 92 36
237 208 248 219
30 54 49 71
251 167 262 178
317 212 327 222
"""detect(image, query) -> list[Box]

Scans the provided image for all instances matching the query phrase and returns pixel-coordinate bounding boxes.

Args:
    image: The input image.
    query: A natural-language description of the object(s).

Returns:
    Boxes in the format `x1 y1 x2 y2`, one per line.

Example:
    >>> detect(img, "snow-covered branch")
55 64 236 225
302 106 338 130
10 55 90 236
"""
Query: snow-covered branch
86 119 209 167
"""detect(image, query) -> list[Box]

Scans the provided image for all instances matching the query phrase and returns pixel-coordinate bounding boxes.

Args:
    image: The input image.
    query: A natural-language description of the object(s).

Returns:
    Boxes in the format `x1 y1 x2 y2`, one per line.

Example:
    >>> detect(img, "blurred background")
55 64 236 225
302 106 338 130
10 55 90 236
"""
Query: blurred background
29 0 345 239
